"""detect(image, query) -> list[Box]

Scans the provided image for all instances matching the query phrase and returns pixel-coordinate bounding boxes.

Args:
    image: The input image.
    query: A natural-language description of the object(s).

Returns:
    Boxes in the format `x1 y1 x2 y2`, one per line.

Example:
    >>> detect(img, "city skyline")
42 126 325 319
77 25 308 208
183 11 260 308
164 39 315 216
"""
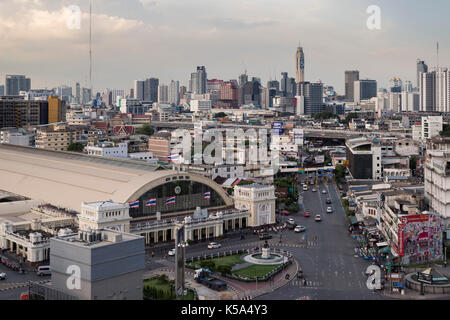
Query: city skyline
0 0 449 93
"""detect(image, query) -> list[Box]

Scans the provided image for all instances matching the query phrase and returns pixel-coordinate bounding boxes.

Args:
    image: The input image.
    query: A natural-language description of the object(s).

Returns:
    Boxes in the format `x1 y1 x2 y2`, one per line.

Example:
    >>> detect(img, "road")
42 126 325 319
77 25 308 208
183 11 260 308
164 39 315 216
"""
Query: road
255 174 387 300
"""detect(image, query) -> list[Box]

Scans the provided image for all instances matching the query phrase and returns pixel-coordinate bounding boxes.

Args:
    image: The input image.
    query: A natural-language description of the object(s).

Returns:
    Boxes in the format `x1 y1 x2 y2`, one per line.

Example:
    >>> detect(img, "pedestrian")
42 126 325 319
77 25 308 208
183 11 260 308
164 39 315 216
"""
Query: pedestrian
152 251 155 258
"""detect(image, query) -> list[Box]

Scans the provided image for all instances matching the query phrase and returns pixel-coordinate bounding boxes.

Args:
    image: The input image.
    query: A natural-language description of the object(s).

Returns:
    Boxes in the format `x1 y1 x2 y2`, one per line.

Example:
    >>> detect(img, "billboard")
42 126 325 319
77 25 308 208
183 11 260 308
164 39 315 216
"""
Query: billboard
272 122 284 128
315 155 325 164
398 212 445 264
293 128 304 145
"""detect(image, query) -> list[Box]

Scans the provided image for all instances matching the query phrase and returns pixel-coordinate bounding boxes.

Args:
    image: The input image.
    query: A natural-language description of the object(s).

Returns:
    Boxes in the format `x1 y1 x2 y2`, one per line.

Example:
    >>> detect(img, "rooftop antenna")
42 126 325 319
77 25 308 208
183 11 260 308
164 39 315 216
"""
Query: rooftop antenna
89 0 93 96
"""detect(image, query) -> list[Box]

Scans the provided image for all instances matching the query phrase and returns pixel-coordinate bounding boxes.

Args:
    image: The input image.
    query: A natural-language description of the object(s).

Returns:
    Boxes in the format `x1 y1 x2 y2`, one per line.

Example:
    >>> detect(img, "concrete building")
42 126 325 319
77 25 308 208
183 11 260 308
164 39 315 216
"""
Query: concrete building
0 96 49 128
50 229 145 300
354 80 377 104
345 70 359 101
424 136 450 227
168 80 180 105
35 124 81 152
190 99 212 113
417 59 428 89
5 75 31 96
120 99 151 115
79 201 132 232
346 137 382 180
295 45 305 84
234 184 276 228
158 84 169 104
296 82 323 115
86 142 129 159
422 116 443 141
0 127 32 146
148 131 172 163
190 66 207 94
48 96 66 124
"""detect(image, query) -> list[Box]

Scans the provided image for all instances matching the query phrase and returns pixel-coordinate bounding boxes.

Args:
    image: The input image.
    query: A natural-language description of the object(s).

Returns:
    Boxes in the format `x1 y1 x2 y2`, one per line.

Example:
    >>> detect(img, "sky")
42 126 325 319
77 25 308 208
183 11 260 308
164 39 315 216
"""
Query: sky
0 0 449 94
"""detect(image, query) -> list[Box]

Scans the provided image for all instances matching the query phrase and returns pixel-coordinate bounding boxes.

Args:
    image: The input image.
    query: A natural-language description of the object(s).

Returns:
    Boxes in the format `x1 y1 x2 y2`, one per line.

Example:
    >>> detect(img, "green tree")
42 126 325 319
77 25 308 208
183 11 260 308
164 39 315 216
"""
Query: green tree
214 112 227 119
67 142 84 152
199 260 216 271
410 156 418 171
216 265 232 276
136 123 154 136
237 180 255 186
342 113 359 126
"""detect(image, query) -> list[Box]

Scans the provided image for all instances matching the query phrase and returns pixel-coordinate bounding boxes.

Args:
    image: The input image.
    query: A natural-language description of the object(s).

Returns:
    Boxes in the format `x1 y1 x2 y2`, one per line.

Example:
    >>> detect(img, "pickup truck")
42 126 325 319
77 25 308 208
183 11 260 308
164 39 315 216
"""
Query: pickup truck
194 269 227 291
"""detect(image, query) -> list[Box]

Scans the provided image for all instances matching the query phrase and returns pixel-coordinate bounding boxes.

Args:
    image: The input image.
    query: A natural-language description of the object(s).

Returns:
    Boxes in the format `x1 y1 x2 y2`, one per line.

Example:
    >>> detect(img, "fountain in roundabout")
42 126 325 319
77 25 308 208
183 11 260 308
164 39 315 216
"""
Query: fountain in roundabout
243 241 289 265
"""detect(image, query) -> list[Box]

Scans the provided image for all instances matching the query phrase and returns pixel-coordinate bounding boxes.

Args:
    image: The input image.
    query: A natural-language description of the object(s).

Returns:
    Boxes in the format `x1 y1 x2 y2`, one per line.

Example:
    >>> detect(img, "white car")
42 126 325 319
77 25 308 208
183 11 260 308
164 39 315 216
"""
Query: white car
327 207 333 213
0 272 7 280
322 189 327 194
312 188 317 192
208 242 222 249
303 185 308 191
168 248 176 256
287 218 295 225
315 215 322 222
294 225 306 233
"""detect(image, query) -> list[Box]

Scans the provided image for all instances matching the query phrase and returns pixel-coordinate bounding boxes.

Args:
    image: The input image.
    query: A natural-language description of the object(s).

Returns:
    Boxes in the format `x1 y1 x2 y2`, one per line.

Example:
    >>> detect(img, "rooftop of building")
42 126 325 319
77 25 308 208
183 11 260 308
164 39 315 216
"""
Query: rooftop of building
53 229 142 248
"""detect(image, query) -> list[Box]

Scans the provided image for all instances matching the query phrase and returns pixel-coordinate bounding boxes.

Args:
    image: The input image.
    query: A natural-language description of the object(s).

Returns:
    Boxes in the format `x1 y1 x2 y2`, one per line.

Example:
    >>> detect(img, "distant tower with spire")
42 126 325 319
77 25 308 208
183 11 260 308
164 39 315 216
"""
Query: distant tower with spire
296 43 305 84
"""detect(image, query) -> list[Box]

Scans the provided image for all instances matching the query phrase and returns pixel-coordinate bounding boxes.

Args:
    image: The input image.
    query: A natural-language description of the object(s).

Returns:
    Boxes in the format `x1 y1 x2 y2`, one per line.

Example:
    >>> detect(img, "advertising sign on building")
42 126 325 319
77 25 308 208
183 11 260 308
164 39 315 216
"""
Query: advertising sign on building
293 128 304 145
315 155 325 164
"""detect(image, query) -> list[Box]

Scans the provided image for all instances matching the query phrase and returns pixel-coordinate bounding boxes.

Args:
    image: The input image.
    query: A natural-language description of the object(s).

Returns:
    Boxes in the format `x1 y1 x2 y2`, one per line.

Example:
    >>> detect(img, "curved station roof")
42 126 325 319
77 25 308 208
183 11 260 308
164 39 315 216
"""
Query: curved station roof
0 144 232 212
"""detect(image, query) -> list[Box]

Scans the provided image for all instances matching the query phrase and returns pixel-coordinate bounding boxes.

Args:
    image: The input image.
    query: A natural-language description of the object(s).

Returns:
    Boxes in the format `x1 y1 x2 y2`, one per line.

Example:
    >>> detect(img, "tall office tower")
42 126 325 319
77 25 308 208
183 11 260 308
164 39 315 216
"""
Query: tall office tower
0 96 49 128
179 86 187 100
401 92 420 112
0 85 4 96
56 86 73 103
295 45 305 84
75 82 81 104
5 75 31 96
158 84 169 104
417 59 428 89
82 88 92 104
238 73 248 87
48 96 66 123
436 67 449 112
404 80 413 93
345 71 359 101
144 78 159 102
280 72 289 96
190 66 207 94
354 79 377 104
134 80 145 101
168 80 180 105
296 82 323 115
289 77 297 96
267 80 280 92
242 78 261 106
261 87 277 109
420 71 436 112
219 81 238 108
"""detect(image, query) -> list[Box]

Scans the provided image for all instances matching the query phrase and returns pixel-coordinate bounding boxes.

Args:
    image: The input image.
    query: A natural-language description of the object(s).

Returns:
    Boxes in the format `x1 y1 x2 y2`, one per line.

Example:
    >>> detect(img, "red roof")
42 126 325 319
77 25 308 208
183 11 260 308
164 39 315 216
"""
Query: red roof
113 125 135 135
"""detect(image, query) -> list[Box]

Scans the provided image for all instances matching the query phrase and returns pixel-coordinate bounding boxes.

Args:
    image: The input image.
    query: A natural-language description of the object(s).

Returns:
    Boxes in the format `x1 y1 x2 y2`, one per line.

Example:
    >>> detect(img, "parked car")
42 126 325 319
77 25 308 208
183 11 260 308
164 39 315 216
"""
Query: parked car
168 248 176 256
327 207 333 214
315 215 322 222
37 266 51 276
208 242 222 249
0 272 6 280
294 225 306 233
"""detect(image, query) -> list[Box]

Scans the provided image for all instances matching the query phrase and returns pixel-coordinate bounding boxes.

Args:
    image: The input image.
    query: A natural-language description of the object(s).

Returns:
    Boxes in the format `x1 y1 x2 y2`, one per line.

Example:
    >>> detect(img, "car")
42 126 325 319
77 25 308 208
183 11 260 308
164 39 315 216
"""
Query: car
322 189 327 194
258 233 272 240
312 188 317 192
294 225 306 233
327 207 333 213
302 185 308 191
208 242 222 249
315 214 322 222
326 198 332 204
287 218 295 225
304 212 311 218
36 266 51 276
168 249 176 256
0 272 6 280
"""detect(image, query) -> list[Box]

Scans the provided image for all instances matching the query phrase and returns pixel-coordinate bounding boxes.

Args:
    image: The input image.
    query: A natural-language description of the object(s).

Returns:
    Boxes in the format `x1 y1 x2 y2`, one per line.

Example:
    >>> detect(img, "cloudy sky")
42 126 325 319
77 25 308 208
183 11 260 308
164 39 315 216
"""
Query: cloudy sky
0 0 448 93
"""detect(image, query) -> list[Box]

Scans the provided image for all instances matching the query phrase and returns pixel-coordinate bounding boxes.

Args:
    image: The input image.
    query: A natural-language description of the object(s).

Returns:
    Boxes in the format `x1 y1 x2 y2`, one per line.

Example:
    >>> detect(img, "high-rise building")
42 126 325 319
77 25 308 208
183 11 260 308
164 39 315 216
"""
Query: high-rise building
417 59 428 88
158 84 169 104
296 82 323 115
48 96 66 124
242 78 261 106
134 80 145 101
0 96 49 128
238 73 248 87
190 66 207 94
345 71 359 101
5 75 31 96
144 78 159 102
218 81 238 108
354 80 377 104
168 80 180 105
179 86 187 100
280 72 289 96
267 80 280 92
436 67 450 112
82 88 92 104
75 82 81 104
0 85 5 96
295 45 305 84
56 86 73 103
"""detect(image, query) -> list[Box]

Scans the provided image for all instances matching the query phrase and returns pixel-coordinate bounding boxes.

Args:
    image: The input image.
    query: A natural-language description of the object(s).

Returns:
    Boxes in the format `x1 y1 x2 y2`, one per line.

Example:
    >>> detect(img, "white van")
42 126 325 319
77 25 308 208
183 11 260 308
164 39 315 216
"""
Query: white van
37 266 51 276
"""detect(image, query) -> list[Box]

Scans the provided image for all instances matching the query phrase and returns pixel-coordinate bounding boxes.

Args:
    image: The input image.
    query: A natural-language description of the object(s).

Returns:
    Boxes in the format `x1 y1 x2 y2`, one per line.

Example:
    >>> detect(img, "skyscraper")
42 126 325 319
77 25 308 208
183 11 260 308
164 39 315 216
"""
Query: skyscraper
145 78 159 102
296 82 323 115
134 80 145 101
158 84 169 104
190 66 207 94
5 75 31 96
75 82 81 104
296 45 305 84
280 72 289 96
417 59 428 89
168 80 180 105
345 71 359 101
354 80 377 104
420 68 450 112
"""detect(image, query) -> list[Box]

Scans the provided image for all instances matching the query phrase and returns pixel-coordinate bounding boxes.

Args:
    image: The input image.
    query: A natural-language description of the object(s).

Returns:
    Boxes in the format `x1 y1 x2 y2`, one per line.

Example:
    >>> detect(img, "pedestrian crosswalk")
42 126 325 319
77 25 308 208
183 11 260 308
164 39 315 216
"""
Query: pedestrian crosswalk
291 280 322 288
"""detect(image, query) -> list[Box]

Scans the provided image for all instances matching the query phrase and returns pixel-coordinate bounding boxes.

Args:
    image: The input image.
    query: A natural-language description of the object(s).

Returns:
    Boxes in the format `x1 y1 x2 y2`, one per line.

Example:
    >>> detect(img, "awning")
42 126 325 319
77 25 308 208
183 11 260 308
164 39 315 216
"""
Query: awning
376 242 389 248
